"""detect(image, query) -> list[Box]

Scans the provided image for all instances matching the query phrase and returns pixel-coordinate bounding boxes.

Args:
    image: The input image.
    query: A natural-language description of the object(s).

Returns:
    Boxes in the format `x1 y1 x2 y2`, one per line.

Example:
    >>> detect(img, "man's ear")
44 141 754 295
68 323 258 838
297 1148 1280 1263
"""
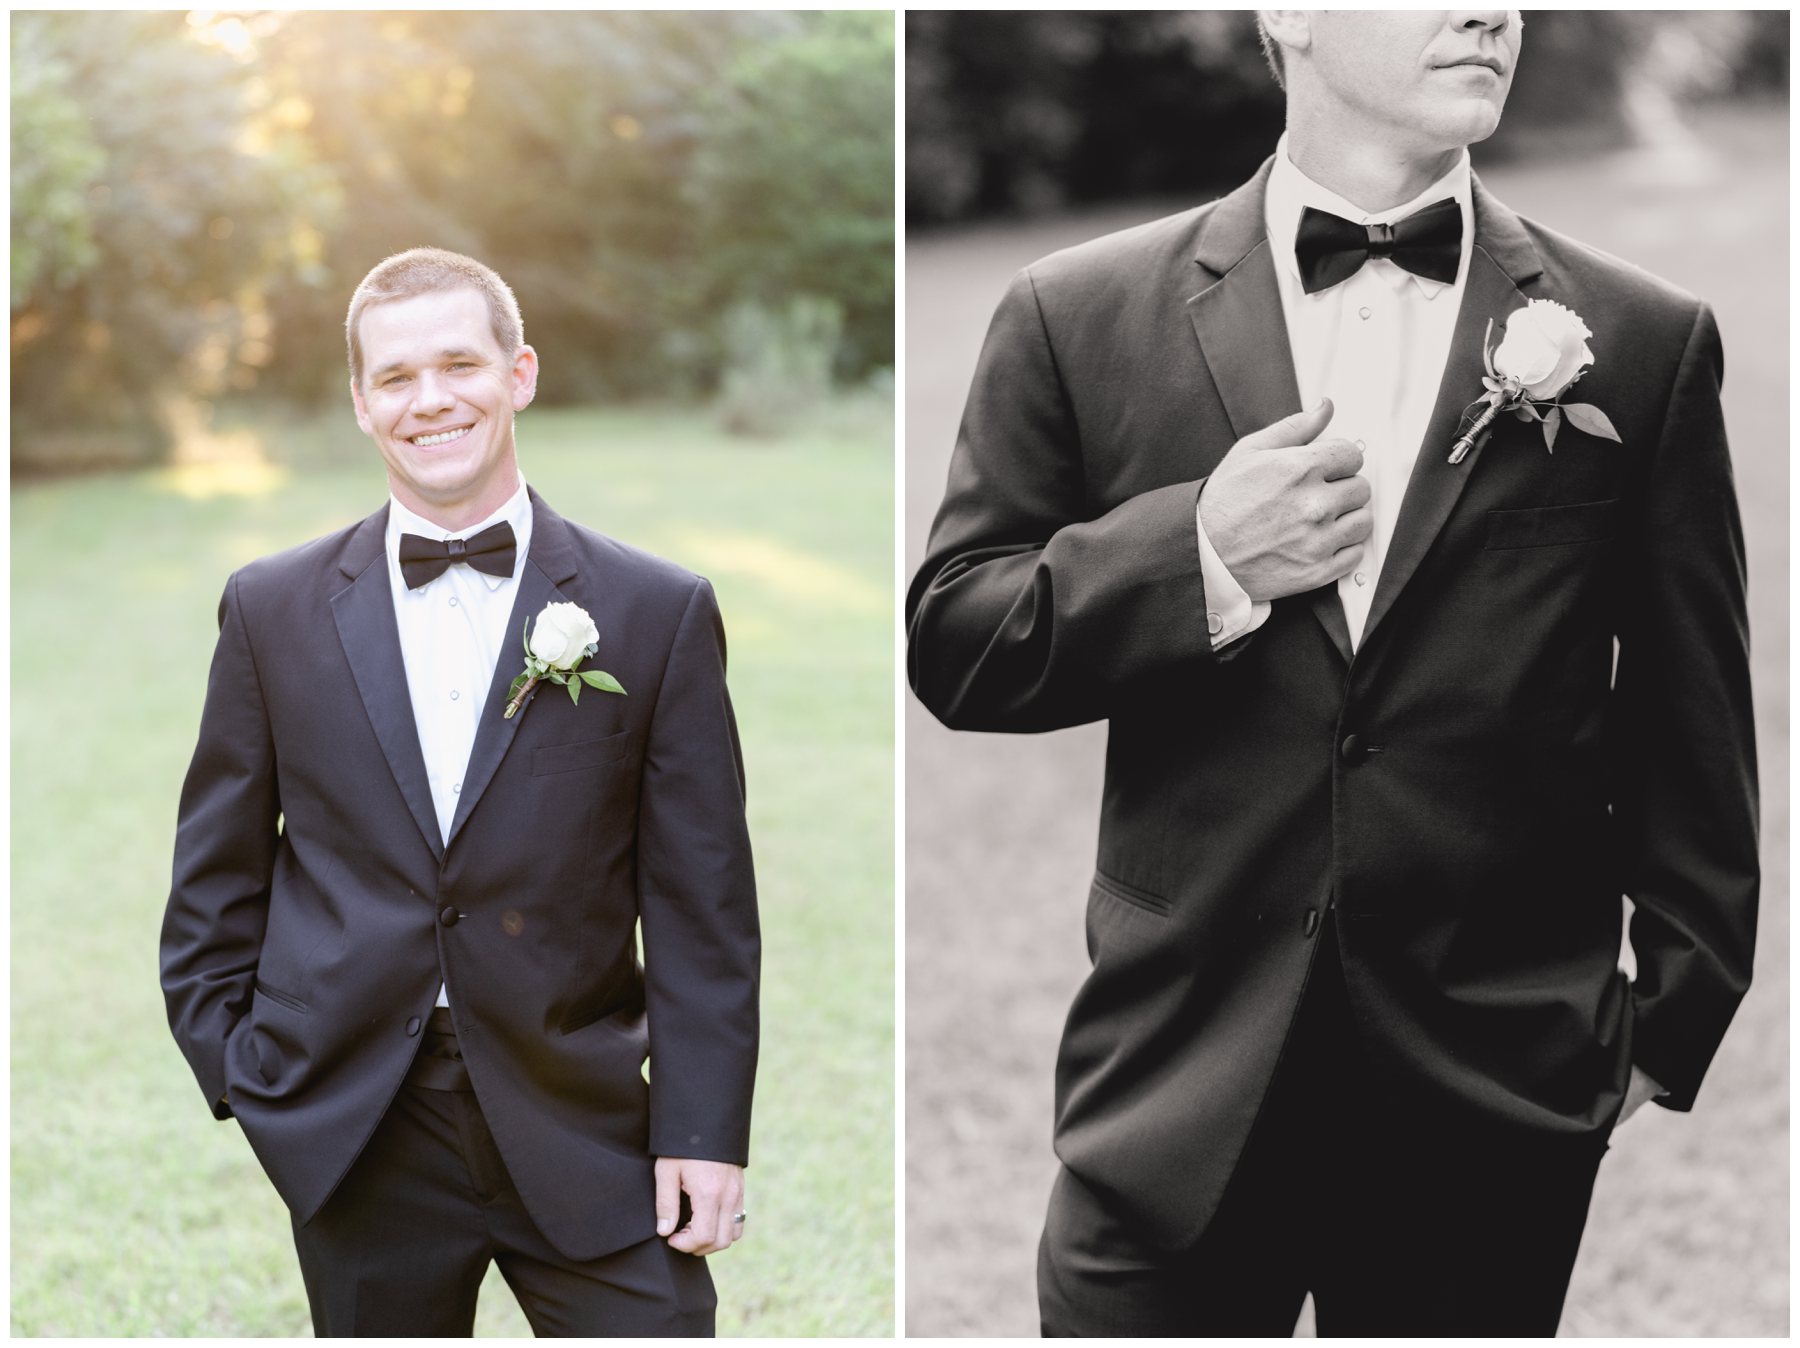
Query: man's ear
350 377 374 436
511 344 540 412
1260 10 1313 56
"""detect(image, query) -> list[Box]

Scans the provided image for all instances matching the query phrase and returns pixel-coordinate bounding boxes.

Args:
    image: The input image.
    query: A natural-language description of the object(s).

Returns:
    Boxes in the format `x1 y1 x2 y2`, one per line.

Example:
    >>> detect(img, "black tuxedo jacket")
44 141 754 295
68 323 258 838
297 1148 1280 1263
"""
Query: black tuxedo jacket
162 486 759 1262
907 159 1757 1251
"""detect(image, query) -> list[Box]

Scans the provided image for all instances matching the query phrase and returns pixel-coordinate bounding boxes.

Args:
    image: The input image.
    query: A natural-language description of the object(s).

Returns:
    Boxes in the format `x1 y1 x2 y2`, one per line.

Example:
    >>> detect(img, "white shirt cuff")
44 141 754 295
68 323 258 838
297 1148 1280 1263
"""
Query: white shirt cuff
1197 495 1272 649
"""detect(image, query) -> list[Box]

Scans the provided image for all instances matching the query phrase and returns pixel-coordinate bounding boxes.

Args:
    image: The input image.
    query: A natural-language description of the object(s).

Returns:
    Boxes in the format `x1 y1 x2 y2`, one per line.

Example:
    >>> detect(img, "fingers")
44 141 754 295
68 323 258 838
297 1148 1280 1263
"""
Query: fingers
1330 505 1373 552
1335 471 1372 512
661 1160 746 1256
653 1157 682 1238
1311 438 1365 481
1235 397 1334 453
1323 540 1367 584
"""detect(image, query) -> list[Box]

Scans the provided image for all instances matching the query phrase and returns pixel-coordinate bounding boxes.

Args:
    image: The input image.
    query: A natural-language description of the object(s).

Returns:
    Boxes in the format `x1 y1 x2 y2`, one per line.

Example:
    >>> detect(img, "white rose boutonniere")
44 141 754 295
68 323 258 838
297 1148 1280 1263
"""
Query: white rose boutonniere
1448 298 1622 463
503 601 625 720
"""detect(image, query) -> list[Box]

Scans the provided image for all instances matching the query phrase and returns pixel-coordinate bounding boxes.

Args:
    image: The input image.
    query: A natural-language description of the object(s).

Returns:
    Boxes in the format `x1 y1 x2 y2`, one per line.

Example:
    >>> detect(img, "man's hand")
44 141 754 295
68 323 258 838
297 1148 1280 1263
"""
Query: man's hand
1198 397 1372 603
1614 1064 1667 1130
654 1156 746 1255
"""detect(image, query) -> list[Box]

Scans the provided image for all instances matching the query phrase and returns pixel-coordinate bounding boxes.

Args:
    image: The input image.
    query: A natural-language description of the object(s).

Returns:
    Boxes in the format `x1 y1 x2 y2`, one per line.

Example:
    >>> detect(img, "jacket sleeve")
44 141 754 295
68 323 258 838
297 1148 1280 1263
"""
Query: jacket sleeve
160 572 280 1120
1607 301 1759 1111
638 577 760 1165
906 266 1231 734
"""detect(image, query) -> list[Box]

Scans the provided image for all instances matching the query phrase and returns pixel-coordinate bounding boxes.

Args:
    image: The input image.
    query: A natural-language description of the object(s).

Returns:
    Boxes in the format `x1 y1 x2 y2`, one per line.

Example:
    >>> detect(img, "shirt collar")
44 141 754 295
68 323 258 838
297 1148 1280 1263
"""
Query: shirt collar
386 473 533 593
1265 131 1473 299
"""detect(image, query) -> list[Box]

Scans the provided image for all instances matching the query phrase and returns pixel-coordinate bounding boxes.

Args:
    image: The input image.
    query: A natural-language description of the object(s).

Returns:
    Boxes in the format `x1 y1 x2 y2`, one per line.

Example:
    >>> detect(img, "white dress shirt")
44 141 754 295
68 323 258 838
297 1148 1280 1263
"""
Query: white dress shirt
1199 133 1474 652
385 474 533 1007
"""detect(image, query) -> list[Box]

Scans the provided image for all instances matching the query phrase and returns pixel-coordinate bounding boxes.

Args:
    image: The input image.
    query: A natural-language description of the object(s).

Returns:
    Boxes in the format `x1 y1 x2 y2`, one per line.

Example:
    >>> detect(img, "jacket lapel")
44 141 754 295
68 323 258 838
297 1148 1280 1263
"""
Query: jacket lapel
445 487 581 849
331 505 444 864
1360 174 1544 646
1187 156 1352 664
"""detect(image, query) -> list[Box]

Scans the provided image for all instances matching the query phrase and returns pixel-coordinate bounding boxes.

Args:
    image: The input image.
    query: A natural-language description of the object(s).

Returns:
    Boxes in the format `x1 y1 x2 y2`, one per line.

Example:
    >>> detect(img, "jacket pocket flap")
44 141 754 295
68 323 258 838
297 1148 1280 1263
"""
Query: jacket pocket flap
254 978 308 1014
533 731 634 776
1091 869 1172 917
1485 498 1620 550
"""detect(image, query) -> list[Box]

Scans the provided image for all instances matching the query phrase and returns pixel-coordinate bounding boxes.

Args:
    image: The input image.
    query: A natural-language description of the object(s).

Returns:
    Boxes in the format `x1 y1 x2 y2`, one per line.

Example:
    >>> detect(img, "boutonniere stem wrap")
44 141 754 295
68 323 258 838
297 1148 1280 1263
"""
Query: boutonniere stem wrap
504 601 626 720
1449 299 1622 464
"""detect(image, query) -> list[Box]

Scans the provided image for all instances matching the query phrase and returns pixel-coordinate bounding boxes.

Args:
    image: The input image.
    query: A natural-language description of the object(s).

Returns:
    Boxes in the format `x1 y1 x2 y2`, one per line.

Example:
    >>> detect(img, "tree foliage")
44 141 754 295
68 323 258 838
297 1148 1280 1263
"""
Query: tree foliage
906 10 1789 227
689 11 895 376
10 11 895 464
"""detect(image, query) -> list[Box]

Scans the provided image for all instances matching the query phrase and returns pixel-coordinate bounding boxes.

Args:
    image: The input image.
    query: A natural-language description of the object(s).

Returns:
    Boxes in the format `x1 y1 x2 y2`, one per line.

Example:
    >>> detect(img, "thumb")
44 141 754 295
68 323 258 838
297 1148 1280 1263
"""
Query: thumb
654 1159 682 1237
1237 396 1333 453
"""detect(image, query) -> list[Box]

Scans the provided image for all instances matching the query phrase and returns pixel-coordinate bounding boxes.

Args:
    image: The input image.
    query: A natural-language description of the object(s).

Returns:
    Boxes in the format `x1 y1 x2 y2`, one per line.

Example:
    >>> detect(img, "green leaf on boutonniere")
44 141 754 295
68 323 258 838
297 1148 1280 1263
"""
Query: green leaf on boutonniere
1542 406 1562 452
568 677 582 704
578 670 626 695
508 671 529 699
1561 403 1621 443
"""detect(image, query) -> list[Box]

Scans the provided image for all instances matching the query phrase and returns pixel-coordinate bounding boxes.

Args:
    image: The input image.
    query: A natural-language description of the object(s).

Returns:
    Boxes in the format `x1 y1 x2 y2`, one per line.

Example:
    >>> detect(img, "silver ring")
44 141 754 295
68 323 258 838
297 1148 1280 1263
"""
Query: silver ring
732 1212 747 1224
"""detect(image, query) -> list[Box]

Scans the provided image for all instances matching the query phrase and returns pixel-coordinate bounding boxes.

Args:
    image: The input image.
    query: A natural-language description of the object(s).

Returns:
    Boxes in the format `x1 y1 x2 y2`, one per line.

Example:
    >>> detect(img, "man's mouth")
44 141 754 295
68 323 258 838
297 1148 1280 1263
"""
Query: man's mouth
1440 57 1502 75
408 425 473 447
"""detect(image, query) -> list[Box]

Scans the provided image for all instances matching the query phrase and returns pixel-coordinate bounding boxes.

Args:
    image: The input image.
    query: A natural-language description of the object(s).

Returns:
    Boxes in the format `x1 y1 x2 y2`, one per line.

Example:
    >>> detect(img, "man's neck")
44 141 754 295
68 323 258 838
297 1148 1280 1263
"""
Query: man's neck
393 471 521 535
1284 121 1463 215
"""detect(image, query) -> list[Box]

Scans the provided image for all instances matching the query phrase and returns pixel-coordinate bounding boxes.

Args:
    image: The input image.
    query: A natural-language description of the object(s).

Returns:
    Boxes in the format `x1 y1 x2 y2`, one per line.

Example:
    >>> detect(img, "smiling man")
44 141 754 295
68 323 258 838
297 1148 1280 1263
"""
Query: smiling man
162 247 760 1336
908 10 1757 1336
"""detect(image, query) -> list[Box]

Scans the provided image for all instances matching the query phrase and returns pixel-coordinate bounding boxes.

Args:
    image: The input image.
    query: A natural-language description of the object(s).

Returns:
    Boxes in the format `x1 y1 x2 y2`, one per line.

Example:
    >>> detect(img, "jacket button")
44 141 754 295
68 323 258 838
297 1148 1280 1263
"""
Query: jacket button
406 1017 421 1037
439 907 459 928
1340 733 1365 763
1303 908 1320 937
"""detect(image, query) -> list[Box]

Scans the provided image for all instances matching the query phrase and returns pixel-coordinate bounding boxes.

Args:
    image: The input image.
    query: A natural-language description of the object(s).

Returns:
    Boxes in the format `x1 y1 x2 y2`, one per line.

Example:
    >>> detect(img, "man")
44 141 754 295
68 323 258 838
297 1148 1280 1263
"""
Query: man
907 11 1756 1336
161 247 759 1336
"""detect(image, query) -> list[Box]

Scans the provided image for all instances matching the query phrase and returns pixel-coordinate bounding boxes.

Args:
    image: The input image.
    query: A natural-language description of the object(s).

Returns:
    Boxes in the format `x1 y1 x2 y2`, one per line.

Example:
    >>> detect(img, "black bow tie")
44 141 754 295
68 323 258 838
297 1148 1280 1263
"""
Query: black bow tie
398 520 517 590
1294 197 1462 295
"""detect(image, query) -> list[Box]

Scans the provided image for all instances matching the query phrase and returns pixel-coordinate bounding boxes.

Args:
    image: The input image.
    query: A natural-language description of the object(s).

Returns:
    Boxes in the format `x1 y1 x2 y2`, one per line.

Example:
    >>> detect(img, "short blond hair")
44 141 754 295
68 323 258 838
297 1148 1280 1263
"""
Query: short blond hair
345 247 523 385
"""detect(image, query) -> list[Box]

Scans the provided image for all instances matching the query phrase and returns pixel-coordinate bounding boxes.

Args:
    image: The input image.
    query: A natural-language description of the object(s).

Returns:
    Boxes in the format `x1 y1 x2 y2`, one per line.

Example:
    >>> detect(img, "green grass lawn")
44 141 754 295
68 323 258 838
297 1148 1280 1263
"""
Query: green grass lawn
11 399 895 1336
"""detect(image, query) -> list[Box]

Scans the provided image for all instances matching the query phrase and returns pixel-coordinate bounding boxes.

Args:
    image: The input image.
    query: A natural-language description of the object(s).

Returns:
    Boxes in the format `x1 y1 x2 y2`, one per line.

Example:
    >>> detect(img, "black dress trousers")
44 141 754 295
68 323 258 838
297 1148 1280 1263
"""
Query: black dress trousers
1039 919 1617 1337
291 1010 716 1338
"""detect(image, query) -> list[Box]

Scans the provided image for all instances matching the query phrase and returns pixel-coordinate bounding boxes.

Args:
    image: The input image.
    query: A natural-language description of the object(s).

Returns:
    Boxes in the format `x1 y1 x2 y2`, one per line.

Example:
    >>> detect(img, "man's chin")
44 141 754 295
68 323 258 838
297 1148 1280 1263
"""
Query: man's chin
1433 101 1506 147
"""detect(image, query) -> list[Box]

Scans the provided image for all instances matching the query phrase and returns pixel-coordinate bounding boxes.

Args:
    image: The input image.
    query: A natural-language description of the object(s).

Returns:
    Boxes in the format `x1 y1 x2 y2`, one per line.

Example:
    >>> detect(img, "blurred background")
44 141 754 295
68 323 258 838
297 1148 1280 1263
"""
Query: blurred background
13 9 893 1336
907 10 1787 1337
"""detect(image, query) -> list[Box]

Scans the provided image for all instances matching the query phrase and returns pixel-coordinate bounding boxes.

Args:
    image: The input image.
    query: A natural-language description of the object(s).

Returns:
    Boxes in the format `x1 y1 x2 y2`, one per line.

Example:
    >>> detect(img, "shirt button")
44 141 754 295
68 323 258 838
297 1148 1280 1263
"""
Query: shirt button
448 597 459 608
1354 439 1366 451
1358 306 1372 320
1207 611 1223 635
1354 572 1367 587
450 689 460 701
452 782 462 794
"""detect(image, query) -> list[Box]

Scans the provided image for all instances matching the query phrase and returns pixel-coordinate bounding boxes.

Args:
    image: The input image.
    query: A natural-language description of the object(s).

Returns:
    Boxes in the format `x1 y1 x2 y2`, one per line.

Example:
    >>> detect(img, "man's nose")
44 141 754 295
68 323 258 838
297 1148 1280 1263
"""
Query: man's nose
411 372 455 414
1450 10 1513 35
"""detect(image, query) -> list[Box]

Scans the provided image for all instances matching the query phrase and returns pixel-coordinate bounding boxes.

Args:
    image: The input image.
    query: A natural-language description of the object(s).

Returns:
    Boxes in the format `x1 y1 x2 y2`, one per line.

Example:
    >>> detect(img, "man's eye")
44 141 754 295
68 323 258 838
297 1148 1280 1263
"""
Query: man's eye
384 376 410 388
448 363 473 372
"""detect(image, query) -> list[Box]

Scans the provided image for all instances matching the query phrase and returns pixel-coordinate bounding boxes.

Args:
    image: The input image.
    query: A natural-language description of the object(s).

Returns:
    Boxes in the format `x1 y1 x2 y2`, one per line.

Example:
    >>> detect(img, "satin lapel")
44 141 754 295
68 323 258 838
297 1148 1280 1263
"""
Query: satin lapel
445 489 580 849
1360 177 1544 647
1187 156 1351 664
331 506 443 864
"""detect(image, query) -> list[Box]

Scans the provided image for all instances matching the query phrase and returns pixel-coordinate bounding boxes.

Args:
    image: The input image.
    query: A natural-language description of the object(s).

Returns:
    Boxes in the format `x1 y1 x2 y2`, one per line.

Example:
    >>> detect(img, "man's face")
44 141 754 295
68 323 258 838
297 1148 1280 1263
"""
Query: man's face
1299 11 1521 153
351 287 537 519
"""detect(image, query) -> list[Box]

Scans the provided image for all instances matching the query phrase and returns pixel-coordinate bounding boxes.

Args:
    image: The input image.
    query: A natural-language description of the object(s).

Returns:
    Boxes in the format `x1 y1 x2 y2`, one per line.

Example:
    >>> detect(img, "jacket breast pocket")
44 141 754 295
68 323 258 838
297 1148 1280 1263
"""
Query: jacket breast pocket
1484 498 1619 551
532 730 634 776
